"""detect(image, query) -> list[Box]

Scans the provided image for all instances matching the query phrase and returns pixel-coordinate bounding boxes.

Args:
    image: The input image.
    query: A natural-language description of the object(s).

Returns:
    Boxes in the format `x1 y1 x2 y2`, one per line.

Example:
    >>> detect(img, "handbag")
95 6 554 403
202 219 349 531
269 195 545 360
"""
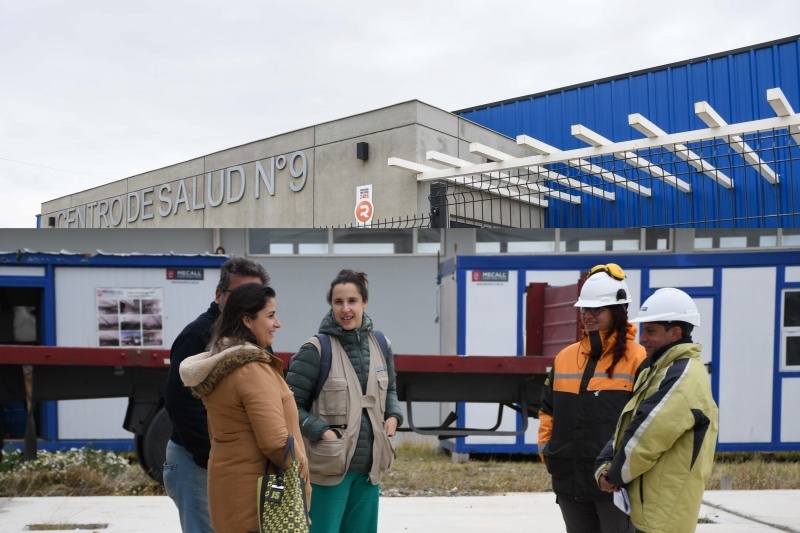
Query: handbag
257 434 310 533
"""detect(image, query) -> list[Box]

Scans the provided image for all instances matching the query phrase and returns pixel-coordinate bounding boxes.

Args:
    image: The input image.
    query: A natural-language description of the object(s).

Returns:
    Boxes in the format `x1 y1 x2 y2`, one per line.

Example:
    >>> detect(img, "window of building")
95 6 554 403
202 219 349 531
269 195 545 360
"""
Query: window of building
332 229 413 255
474 228 670 254
476 229 556 254
248 229 441 255
780 229 800 247
694 229 778 250
248 229 329 255
781 289 800 370
416 229 442 254
559 229 647 252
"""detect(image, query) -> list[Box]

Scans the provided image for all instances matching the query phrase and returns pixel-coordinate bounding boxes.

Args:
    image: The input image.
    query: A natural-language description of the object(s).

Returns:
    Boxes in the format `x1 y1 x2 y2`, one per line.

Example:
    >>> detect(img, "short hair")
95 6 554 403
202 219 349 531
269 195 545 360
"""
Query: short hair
653 320 694 338
326 269 368 304
217 256 270 292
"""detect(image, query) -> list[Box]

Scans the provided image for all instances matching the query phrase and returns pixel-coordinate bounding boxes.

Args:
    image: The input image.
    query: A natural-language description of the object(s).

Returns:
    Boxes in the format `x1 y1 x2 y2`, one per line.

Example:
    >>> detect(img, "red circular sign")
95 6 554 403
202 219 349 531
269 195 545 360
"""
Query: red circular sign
355 200 373 223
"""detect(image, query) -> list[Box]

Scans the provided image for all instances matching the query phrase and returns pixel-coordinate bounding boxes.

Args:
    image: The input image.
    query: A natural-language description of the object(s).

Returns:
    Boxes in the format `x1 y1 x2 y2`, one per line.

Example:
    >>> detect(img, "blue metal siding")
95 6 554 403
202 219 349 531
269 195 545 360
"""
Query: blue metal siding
457 37 800 228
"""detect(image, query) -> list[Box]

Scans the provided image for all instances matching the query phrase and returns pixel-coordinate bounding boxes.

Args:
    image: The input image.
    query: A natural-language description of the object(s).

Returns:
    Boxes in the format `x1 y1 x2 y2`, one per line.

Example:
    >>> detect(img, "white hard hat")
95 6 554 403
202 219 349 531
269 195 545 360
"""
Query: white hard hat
574 271 632 307
630 288 701 327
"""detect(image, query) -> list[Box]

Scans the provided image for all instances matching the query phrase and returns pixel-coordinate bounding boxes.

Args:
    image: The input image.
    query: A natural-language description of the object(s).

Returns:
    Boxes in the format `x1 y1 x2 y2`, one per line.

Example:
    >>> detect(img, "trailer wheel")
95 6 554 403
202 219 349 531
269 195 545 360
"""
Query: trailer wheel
134 433 148 475
141 407 172 485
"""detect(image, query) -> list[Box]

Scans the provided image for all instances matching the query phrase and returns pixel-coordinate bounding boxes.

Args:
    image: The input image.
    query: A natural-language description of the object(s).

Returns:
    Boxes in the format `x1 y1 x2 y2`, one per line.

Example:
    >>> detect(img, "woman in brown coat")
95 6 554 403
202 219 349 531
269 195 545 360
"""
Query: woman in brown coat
180 283 311 533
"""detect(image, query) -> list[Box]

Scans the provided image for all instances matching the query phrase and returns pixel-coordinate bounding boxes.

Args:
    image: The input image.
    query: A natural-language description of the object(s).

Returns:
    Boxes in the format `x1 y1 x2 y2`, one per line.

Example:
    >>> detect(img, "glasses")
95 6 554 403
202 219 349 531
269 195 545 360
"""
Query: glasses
580 306 607 316
587 263 625 281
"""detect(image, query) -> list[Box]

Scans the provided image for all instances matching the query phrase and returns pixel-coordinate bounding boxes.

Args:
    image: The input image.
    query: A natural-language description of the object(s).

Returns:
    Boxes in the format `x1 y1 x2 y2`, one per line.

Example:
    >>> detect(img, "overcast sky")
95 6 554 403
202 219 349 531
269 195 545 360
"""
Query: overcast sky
2 0 799 228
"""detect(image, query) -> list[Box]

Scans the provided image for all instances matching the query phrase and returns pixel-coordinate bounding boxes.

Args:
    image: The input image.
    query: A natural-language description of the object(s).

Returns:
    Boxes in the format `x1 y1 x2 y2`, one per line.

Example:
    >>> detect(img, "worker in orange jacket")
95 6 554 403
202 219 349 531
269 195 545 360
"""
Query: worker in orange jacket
538 264 648 533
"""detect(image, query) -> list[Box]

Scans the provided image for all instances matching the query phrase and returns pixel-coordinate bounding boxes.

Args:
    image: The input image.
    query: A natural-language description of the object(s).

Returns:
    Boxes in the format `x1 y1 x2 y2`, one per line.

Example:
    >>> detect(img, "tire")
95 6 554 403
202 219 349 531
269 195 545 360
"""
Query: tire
142 407 172 485
134 432 148 474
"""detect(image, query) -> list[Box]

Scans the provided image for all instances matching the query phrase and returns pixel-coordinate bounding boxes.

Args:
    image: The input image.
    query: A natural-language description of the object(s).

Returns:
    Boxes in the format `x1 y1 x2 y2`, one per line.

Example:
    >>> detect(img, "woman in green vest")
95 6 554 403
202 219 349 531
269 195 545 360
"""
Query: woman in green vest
286 269 404 533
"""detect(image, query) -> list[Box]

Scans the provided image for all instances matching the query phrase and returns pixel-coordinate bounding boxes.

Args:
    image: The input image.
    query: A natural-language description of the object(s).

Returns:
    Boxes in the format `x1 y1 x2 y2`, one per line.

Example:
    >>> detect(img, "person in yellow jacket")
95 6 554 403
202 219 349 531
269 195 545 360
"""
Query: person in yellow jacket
596 288 719 533
539 264 647 533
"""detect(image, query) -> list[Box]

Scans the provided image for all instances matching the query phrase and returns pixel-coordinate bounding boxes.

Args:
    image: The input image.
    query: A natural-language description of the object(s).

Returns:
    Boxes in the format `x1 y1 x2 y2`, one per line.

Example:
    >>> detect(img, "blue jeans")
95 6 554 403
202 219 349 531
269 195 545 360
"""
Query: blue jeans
164 440 215 533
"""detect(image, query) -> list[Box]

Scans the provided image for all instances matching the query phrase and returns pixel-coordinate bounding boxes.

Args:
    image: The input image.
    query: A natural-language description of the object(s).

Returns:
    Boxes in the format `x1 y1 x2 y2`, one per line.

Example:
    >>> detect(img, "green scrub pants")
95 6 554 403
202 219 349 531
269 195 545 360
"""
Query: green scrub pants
309 472 379 533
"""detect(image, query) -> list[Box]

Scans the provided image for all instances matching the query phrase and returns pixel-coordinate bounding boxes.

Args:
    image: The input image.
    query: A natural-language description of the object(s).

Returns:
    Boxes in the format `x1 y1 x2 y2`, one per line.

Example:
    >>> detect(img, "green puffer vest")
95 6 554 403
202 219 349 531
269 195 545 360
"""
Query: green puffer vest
286 311 403 475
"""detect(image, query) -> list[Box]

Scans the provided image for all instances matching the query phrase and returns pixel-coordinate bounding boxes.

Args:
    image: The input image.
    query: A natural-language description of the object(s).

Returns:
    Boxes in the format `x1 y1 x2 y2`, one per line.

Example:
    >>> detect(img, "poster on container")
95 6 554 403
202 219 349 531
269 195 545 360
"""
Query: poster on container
96 288 164 347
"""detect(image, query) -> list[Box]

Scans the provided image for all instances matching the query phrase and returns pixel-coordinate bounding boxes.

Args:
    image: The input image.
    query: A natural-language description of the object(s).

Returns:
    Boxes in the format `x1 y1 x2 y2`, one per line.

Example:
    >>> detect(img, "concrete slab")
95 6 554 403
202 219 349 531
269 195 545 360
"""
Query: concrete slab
0 491 797 533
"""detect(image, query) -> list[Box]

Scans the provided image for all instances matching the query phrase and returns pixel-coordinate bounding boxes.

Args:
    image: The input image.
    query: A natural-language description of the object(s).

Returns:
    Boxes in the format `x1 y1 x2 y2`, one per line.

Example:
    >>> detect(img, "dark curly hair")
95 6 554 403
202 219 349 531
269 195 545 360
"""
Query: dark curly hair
326 269 368 304
603 305 630 378
208 283 281 372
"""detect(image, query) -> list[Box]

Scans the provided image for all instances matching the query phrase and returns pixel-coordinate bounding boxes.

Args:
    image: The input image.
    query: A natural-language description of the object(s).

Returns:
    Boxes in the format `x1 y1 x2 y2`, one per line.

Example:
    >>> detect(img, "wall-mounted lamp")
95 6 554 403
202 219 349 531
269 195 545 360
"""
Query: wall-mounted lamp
356 142 369 161
47 217 56 228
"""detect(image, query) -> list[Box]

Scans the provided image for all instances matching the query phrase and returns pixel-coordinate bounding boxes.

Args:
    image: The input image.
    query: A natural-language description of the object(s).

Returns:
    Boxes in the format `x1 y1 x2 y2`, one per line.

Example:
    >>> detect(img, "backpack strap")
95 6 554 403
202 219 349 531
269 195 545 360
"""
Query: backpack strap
309 333 332 407
299 331 388 408
372 330 390 360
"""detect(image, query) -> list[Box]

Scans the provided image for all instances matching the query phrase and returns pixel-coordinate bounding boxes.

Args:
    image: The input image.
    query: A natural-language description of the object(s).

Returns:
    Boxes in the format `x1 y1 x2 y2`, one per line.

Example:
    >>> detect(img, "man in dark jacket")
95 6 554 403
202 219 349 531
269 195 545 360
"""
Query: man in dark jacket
163 256 270 533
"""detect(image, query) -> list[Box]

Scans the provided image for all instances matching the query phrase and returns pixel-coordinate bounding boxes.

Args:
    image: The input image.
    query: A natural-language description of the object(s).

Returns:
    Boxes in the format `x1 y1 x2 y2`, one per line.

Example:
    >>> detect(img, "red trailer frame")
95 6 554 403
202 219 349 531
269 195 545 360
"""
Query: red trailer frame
0 345 555 480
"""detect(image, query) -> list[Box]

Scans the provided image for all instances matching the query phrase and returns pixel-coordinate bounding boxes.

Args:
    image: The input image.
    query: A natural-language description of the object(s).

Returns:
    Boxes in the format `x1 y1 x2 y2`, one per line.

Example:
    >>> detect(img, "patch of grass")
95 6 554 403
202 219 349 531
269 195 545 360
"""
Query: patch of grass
25 524 107 531
0 447 165 497
383 445 800 496
382 442 551 496
708 452 800 490
3 445 800 497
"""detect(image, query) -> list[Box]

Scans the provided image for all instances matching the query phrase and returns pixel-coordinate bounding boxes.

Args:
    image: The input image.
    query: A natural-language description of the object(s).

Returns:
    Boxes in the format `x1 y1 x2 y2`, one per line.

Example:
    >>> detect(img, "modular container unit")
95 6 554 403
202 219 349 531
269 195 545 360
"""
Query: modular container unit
0 252 227 451
440 250 800 455
455 35 800 229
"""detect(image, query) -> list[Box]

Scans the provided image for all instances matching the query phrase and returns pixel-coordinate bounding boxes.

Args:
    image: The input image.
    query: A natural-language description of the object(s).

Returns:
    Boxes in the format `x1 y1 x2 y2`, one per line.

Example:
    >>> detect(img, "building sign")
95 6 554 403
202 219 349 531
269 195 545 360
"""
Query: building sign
96 288 164 347
355 184 374 227
50 151 309 228
166 268 204 281
471 270 509 283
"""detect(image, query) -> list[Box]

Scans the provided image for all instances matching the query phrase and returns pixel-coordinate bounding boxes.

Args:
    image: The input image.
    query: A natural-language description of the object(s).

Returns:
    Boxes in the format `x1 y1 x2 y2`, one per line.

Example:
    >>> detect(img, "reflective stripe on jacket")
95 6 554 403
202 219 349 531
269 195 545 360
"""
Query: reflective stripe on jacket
538 323 647 500
602 342 718 533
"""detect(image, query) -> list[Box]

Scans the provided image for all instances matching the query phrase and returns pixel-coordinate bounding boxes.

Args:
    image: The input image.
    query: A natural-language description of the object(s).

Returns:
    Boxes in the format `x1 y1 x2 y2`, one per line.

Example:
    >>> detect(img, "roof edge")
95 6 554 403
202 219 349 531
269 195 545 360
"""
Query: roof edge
453 34 800 114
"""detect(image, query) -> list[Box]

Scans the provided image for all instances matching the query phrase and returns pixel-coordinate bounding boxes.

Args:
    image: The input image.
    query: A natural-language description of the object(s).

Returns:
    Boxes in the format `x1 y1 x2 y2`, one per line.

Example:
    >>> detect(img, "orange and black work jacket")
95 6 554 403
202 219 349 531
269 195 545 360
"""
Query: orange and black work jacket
538 324 647 500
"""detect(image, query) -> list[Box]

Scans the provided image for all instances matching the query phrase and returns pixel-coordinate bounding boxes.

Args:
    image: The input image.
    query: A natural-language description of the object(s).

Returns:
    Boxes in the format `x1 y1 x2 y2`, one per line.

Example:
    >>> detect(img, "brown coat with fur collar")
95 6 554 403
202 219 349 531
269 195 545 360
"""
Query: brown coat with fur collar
180 343 311 533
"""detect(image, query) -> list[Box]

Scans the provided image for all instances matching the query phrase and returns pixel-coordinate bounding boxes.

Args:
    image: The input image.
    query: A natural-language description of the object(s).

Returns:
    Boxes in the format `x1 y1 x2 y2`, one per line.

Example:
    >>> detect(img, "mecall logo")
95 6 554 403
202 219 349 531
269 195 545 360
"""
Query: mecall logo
471 270 509 282
166 268 204 281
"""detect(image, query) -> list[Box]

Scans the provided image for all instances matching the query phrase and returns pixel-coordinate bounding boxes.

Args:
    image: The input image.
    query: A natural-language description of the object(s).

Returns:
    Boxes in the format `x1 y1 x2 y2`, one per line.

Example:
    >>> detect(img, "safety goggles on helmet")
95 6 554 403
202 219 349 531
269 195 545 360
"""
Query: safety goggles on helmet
579 306 607 316
587 263 626 281
574 268 632 308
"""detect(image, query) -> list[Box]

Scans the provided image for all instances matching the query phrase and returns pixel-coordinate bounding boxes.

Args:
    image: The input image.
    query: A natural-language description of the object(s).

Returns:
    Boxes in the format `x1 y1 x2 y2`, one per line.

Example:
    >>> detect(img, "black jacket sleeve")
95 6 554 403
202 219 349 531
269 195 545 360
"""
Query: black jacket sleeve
164 311 213 469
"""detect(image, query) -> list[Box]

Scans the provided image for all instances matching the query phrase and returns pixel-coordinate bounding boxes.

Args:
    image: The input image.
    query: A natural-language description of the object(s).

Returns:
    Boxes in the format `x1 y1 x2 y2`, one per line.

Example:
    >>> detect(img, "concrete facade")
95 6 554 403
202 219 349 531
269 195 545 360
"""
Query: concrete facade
40 101 540 229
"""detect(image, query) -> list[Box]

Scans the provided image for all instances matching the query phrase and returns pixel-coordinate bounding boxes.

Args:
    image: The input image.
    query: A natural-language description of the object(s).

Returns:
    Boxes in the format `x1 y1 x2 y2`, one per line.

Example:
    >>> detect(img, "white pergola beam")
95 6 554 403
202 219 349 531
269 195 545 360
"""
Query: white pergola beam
406 151 550 208
518 136 617 199
427 150 580 204
425 151 475 168
573 124 688 193
619 152 691 193
629 113 732 189
767 87 794 116
516 135 559 156
524 163 615 201
517 133 651 198
695 101 727 128
451 174 549 208
388 157 436 174
571 125 611 147
767 87 800 145
400 114 800 187
468 143 515 163
695 101 778 184
628 114 665 138
568 159 651 196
